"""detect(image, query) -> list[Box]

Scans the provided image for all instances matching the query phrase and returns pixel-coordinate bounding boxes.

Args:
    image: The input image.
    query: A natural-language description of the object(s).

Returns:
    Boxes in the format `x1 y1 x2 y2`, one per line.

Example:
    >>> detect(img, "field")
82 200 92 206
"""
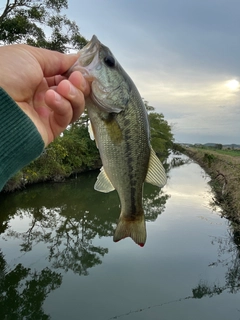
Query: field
205 148 240 157
183 147 240 223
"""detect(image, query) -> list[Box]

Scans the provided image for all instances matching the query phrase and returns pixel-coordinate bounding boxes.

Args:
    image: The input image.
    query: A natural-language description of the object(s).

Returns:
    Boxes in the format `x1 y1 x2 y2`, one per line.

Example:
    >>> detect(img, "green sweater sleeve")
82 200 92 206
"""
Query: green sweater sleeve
0 87 44 191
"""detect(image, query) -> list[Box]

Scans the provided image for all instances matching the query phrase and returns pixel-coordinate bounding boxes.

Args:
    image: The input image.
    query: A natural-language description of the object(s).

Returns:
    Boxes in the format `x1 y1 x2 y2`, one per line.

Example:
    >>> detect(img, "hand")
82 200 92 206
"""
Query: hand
0 44 90 147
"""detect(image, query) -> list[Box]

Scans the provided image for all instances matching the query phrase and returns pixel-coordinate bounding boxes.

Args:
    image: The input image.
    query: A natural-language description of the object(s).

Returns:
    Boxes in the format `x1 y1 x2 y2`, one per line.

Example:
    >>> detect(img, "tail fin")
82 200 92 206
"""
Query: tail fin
113 216 146 247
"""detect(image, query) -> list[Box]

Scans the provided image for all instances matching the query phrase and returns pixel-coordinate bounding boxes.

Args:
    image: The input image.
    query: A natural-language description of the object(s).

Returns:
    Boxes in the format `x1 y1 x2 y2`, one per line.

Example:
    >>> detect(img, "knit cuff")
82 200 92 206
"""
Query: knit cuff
0 87 44 190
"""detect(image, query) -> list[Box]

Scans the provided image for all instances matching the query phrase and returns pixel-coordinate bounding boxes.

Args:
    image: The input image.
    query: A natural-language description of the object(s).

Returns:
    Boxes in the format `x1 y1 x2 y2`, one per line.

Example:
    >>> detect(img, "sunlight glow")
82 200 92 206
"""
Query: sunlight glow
225 79 239 91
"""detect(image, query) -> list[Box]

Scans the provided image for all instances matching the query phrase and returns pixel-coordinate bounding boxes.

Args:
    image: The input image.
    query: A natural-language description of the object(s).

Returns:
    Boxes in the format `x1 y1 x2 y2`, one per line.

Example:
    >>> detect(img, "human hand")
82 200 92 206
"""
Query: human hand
0 44 90 147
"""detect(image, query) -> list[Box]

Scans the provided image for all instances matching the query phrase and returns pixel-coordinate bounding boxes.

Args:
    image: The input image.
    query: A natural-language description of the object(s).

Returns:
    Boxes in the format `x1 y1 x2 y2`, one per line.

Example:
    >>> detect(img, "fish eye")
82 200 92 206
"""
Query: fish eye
104 55 115 68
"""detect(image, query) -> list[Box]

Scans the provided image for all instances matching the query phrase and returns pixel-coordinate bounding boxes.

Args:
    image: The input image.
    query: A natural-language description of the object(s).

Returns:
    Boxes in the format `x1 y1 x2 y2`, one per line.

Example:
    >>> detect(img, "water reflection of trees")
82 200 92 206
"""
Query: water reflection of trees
0 172 169 276
192 223 240 298
3 205 110 276
143 184 169 221
0 250 62 320
168 153 192 170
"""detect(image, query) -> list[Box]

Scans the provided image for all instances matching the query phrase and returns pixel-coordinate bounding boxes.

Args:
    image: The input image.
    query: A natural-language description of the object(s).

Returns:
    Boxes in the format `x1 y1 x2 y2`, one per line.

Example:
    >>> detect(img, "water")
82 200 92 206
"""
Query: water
0 154 240 320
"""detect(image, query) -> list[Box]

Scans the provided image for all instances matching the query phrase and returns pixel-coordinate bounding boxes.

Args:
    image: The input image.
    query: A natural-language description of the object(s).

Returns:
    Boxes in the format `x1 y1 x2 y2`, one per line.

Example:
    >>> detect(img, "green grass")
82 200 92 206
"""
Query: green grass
211 149 240 157
192 147 240 157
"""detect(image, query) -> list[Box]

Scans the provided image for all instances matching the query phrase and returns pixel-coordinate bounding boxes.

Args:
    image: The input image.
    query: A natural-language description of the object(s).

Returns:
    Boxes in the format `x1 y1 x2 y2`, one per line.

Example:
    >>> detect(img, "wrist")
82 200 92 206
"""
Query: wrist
0 87 44 190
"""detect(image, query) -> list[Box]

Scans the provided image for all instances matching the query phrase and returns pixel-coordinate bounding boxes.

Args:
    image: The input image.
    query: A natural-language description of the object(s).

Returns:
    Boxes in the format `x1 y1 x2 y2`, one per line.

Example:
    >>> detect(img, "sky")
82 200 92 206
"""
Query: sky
64 0 240 144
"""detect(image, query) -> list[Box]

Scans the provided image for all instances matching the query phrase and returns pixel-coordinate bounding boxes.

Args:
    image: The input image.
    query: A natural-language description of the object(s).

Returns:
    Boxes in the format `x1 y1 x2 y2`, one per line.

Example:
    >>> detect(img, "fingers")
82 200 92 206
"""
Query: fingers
56 80 85 123
44 89 74 142
68 70 90 96
44 71 90 140
46 75 65 87
56 71 90 122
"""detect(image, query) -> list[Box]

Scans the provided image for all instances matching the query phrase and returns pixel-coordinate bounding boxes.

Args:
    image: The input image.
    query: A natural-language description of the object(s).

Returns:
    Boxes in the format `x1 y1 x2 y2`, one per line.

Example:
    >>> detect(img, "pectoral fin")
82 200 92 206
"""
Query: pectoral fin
145 146 167 187
88 121 95 141
88 120 99 149
94 167 115 193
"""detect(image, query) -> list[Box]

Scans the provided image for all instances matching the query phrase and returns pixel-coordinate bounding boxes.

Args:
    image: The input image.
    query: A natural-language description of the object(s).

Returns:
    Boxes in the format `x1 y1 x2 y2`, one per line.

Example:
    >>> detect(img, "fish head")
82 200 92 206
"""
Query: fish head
70 35 131 113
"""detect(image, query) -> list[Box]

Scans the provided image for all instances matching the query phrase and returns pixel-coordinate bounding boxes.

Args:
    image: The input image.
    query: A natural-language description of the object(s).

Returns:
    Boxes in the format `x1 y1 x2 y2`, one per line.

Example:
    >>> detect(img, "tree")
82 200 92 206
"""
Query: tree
143 100 174 157
216 144 223 150
0 0 87 52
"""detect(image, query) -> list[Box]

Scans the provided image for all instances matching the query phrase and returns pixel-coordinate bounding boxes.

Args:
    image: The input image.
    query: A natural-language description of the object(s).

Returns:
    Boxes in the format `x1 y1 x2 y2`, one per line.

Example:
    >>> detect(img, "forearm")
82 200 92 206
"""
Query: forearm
0 88 44 191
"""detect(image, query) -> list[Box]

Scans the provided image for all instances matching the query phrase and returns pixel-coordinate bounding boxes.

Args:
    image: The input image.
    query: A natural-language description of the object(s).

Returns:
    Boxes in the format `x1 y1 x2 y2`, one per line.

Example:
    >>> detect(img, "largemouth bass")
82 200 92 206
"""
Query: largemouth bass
68 35 167 246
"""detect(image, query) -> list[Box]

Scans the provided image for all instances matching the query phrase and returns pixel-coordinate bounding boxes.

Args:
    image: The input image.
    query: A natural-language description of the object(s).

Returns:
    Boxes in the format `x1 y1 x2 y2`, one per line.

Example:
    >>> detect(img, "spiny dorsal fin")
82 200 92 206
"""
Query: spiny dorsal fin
145 146 167 187
94 167 115 193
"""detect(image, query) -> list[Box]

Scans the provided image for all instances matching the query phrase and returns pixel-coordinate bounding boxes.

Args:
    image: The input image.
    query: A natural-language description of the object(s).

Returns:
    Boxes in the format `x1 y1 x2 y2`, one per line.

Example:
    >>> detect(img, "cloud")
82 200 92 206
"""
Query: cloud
168 103 240 144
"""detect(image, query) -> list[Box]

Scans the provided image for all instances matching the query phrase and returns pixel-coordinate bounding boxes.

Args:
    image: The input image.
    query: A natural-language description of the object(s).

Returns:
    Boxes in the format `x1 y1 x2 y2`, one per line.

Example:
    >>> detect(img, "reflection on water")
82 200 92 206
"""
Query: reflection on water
192 224 240 298
0 155 240 320
0 251 62 320
0 172 168 278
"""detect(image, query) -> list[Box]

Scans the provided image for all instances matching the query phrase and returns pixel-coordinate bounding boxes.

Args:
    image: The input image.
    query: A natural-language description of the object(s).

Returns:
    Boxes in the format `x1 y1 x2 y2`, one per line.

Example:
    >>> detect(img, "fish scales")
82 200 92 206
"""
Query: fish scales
68 35 167 246
87 87 150 216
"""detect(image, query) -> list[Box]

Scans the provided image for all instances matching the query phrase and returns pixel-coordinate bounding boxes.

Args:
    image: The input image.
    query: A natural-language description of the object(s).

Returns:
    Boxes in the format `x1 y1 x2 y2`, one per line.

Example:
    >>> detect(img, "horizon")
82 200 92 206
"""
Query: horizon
181 141 240 146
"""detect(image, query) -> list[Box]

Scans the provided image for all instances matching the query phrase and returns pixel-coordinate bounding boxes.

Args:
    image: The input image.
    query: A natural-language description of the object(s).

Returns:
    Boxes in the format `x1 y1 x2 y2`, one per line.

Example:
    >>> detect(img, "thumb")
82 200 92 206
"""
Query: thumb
26 46 80 77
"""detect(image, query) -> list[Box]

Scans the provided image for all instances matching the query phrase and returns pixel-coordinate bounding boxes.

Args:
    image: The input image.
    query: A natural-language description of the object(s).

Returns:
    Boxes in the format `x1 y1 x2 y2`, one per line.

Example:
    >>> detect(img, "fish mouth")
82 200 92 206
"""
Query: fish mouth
78 35 100 68
66 35 101 79
74 35 101 79
77 36 122 112
68 35 122 112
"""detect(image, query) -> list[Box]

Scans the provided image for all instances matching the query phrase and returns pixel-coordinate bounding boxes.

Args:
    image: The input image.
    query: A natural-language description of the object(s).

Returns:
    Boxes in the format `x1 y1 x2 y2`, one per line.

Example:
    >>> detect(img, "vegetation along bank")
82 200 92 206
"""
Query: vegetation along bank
183 146 240 224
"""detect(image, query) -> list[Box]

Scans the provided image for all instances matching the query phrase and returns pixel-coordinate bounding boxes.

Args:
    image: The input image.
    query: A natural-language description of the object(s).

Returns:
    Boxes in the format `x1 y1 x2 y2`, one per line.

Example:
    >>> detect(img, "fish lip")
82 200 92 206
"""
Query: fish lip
87 35 100 48
79 35 100 54
65 35 101 78
78 35 100 67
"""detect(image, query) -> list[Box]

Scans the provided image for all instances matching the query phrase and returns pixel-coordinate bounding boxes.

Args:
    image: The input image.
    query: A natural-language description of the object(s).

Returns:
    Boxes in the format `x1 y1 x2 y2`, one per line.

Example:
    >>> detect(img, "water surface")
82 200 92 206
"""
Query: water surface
0 154 240 319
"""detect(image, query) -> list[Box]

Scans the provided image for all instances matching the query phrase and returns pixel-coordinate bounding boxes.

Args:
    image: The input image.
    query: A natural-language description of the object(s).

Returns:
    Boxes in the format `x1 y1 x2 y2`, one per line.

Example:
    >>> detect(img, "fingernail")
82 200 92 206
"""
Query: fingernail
70 83 77 95
80 78 86 91
55 91 62 101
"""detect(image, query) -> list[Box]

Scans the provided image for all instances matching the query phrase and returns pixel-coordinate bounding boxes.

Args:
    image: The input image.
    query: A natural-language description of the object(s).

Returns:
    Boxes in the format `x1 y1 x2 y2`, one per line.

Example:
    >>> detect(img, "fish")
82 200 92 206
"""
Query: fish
68 35 167 246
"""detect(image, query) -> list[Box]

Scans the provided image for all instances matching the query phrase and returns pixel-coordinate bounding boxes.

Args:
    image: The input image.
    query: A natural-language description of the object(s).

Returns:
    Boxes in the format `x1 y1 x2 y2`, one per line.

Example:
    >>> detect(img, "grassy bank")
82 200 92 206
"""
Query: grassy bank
183 147 240 223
